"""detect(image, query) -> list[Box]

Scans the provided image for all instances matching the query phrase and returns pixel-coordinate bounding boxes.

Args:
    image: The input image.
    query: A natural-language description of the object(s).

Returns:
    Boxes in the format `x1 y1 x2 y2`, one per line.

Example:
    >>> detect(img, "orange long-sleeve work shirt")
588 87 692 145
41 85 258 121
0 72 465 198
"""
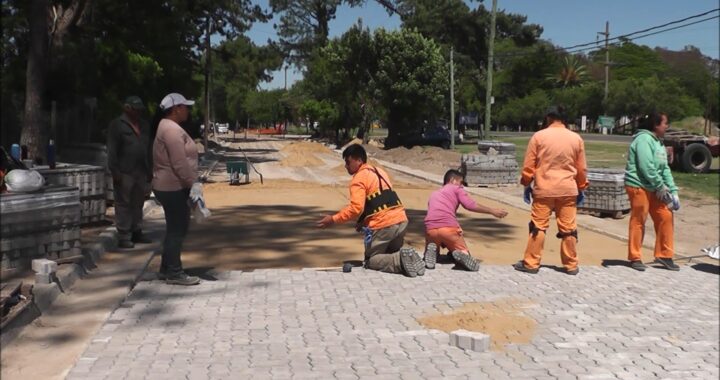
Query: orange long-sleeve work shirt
332 164 408 230
520 122 589 198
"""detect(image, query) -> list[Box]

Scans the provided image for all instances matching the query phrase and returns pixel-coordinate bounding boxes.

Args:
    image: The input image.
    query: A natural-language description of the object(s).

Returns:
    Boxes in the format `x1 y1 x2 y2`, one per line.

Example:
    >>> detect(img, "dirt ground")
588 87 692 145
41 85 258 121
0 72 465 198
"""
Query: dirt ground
148 137 662 274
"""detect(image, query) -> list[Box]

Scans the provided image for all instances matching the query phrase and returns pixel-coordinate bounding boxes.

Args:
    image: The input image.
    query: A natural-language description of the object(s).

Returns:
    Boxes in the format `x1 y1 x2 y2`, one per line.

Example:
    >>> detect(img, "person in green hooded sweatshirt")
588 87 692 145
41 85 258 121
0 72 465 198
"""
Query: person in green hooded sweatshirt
624 112 680 272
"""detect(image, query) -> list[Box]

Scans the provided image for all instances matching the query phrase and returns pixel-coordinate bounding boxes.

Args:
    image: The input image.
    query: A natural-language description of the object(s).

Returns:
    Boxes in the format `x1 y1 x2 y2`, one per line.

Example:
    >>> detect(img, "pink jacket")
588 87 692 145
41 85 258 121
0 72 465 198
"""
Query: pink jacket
152 119 198 191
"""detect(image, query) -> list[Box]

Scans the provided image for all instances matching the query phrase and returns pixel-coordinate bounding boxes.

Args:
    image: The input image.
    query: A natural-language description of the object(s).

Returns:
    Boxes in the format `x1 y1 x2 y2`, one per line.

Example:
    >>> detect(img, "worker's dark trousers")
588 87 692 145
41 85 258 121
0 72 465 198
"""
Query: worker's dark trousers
113 171 147 242
154 188 191 276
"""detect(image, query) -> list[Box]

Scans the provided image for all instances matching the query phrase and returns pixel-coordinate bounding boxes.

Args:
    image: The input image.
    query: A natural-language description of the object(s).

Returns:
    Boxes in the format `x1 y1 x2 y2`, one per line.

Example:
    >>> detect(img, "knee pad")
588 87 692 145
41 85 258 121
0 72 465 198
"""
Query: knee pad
528 221 545 237
556 230 578 242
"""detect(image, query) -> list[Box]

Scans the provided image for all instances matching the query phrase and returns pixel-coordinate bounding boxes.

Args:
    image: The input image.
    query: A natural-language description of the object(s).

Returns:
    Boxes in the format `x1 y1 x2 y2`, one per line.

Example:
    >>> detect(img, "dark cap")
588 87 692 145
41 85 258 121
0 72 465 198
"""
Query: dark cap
545 105 564 119
124 96 145 110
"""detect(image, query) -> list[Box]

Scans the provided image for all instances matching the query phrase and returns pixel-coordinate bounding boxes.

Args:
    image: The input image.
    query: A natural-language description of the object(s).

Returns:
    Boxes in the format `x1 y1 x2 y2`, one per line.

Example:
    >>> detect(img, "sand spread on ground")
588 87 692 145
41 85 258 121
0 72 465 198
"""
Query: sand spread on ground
278 141 334 167
417 298 537 351
205 178 337 192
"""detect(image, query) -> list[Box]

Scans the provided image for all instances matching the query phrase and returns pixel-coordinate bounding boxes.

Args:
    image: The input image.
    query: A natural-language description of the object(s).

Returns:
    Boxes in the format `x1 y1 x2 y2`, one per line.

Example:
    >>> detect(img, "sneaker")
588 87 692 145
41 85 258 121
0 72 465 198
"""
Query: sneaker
132 231 152 244
451 251 480 272
165 273 200 286
400 247 425 277
566 267 579 275
629 261 647 272
655 257 680 271
513 260 539 274
424 243 438 270
118 240 134 249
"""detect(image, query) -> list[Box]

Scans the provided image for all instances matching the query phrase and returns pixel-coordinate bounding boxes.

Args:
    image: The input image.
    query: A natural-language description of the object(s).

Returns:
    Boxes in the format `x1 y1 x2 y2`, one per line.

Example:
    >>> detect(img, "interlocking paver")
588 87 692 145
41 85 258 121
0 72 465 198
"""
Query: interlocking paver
66 265 718 379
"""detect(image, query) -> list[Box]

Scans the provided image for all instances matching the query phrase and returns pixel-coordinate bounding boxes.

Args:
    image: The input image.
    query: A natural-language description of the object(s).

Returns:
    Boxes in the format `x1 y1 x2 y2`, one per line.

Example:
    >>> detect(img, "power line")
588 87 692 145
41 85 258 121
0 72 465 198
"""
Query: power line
561 15 719 55
494 9 720 59
561 8 719 52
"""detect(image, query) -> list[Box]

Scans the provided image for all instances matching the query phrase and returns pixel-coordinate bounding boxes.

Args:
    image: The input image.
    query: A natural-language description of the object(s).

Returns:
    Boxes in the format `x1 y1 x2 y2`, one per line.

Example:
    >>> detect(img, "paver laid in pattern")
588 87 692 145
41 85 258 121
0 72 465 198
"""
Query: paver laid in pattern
67 264 719 380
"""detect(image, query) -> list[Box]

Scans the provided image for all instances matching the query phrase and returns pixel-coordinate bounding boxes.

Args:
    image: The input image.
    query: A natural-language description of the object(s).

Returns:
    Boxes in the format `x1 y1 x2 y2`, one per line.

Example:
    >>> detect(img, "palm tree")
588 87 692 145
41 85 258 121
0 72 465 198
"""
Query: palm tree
548 55 588 88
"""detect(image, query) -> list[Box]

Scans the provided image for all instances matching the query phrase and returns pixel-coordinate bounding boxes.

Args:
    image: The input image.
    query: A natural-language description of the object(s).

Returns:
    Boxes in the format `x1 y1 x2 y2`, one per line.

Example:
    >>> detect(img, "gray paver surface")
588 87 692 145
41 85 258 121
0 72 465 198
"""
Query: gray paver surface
67 264 719 380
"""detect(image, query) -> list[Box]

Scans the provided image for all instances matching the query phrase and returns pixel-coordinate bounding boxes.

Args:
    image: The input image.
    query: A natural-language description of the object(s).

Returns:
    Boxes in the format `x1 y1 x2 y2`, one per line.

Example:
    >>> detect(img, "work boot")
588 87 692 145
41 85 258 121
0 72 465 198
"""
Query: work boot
424 243 438 269
655 257 680 271
629 261 647 272
132 231 152 244
566 267 579 276
451 250 480 272
118 240 134 249
513 260 539 274
400 247 425 278
165 272 200 286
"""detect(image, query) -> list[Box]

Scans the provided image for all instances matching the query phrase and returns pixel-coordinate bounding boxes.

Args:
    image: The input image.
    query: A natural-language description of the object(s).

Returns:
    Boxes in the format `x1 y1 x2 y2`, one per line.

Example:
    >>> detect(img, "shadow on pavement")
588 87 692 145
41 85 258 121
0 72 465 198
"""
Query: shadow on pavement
690 263 719 275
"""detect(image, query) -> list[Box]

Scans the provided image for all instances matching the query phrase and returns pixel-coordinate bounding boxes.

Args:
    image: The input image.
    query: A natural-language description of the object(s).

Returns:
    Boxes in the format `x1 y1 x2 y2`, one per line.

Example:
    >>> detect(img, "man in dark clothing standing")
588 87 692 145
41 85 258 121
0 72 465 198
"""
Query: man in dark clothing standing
107 96 153 248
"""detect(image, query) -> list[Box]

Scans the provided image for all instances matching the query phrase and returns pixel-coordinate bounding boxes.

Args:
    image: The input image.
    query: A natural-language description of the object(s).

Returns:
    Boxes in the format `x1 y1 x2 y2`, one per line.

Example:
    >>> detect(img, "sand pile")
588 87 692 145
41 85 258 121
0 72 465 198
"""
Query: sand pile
279 141 333 167
365 145 461 176
417 298 537 351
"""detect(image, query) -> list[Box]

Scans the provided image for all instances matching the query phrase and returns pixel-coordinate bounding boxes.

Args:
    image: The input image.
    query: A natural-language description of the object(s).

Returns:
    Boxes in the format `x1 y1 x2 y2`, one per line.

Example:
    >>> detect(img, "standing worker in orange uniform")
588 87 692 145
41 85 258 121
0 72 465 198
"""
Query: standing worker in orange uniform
514 106 589 275
623 112 680 271
316 144 425 277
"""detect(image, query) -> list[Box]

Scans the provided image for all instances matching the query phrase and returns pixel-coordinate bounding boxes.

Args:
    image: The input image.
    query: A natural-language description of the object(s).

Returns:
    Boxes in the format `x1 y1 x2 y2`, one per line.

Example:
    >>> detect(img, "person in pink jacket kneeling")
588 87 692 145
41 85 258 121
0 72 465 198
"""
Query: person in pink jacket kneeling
423 170 508 271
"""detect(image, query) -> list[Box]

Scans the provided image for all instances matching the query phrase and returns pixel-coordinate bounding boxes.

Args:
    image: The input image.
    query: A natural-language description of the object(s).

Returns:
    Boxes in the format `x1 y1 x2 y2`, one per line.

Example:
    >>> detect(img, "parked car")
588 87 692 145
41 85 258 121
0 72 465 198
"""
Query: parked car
216 123 229 134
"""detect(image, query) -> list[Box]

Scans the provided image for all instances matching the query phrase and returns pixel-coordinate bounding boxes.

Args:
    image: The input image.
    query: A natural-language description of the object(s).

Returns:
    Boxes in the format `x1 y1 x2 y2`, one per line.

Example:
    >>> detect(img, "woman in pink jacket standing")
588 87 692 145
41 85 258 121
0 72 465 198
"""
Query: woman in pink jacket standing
152 93 201 285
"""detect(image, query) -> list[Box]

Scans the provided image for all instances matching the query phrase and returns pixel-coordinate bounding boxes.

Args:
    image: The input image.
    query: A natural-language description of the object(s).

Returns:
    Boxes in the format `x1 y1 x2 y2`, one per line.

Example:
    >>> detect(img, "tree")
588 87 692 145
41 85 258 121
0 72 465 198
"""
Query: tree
496 89 550 130
371 28 448 144
547 55 587 88
605 76 703 120
210 36 283 123
270 0 363 65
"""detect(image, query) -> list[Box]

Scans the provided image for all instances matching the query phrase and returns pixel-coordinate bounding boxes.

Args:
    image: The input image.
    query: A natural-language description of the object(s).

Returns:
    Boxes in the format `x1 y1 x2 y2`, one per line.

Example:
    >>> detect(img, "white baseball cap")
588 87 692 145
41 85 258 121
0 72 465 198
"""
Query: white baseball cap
159 93 195 110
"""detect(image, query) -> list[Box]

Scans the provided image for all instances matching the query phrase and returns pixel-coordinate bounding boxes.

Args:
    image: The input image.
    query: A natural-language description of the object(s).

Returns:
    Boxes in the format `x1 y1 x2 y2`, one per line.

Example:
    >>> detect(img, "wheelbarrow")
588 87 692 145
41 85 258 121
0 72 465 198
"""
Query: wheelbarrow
226 161 250 185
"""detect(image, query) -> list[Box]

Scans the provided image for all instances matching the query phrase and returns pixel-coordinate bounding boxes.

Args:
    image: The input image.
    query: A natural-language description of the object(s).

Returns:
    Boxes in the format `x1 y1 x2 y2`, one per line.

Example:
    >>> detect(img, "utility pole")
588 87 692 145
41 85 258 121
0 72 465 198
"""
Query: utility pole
598 21 610 109
483 0 497 140
203 16 211 151
450 46 455 149
284 65 288 134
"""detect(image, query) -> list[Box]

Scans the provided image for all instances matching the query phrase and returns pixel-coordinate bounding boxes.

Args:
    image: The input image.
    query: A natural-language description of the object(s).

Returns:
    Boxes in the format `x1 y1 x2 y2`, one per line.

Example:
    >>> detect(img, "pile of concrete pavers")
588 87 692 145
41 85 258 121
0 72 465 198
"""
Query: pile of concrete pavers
461 141 518 186
0 186 82 272
36 164 106 224
579 168 630 218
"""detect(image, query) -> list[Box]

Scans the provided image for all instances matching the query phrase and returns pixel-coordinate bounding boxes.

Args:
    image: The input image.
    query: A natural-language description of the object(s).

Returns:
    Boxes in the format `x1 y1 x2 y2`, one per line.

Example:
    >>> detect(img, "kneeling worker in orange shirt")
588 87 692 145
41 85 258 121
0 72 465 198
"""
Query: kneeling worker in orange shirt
317 144 425 277
515 106 589 275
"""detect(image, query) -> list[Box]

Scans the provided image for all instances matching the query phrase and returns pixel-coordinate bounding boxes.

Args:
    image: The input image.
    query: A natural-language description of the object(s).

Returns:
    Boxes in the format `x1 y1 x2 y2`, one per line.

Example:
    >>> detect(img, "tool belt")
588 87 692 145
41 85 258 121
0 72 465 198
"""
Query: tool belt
357 167 403 224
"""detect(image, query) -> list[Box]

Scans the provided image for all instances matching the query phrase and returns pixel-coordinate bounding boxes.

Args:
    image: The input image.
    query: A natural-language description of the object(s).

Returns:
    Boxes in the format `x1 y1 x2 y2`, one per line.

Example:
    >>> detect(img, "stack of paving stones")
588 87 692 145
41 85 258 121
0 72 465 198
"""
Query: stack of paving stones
36 164 106 224
461 141 518 186
580 169 630 217
0 186 81 271
67 266 719 379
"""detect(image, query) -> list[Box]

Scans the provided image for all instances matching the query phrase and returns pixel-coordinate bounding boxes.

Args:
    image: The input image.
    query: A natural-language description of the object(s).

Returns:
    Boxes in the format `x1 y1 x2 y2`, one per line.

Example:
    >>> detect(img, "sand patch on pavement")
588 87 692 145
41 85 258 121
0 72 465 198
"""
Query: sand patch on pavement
417 298 537 351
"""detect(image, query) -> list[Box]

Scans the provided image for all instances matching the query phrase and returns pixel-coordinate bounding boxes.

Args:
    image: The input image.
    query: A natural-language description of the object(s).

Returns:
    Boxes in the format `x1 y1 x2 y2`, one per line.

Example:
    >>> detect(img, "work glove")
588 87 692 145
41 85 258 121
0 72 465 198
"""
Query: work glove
670 194 680 211
523 185 533 205
576 191 586 207
655 186 671 203
189 182 203 202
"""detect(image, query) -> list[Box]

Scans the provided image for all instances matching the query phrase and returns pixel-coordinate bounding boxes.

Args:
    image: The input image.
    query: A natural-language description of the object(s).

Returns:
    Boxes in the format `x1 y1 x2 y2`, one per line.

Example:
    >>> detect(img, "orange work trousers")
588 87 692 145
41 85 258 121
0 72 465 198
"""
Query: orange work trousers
425 227 469 253
625 186 674 261
522 196 578 271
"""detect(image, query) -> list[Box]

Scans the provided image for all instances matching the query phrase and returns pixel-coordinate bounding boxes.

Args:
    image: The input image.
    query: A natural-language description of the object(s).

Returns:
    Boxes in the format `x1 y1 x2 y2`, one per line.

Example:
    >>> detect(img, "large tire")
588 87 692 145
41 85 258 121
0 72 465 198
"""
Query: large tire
681 143 712 173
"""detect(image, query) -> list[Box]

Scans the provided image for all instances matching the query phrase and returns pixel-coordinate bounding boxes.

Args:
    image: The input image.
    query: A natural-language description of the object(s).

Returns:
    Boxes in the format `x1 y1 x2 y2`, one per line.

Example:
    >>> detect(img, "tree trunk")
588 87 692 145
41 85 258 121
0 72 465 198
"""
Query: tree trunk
20 0 50 162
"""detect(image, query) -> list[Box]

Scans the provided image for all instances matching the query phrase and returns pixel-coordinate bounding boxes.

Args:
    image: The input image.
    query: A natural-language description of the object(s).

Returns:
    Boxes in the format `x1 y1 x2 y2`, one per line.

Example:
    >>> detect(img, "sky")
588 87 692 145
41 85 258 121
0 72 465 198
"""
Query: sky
243 0 720 90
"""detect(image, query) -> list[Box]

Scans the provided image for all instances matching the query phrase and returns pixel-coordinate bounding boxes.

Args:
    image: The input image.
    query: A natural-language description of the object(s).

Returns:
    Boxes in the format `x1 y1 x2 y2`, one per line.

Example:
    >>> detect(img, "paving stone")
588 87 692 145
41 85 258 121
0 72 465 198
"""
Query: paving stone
64 266 719 379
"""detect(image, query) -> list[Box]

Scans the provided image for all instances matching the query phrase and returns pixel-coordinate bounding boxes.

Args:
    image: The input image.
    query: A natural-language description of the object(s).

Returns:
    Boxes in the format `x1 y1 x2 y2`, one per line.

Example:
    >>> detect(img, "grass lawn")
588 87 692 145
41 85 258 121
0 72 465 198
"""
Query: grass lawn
454 136 719 200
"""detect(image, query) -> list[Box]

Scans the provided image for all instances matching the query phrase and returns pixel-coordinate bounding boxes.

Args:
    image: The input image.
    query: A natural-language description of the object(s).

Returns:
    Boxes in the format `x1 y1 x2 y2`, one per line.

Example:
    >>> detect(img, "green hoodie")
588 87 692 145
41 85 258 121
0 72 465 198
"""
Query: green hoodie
624 129 678 194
